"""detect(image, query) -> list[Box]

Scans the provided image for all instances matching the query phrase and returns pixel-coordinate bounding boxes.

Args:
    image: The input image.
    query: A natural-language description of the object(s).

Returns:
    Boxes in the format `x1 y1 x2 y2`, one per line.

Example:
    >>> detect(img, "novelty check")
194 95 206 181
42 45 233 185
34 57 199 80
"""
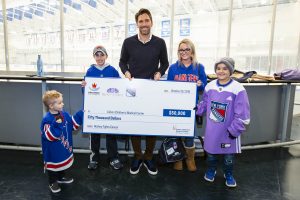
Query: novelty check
83 77 197 137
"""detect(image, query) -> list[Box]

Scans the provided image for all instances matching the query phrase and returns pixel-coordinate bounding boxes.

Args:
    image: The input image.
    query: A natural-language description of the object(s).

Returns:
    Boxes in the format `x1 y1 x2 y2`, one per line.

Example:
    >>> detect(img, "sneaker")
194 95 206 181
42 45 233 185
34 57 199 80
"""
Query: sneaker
110 158 123 170
204 169 216 182
88 161 98 170
130 159 143 175
49 182 61 193
224 172 237 188
57 177 74 184
143 160 158 175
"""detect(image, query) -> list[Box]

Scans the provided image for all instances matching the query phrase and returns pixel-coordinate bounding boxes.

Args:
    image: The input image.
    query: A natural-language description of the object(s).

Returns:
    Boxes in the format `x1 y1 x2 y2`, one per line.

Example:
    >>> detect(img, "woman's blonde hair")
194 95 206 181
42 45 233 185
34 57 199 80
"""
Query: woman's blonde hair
42 90 62 108
177 38 198 67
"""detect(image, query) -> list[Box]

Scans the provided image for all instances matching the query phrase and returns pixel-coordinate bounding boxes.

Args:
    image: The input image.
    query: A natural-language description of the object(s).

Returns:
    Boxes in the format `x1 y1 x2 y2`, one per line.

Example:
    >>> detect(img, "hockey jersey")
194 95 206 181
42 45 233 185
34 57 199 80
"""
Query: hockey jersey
167 61 207 93
40 110 83 171
85 64 120 78
196 79 250 154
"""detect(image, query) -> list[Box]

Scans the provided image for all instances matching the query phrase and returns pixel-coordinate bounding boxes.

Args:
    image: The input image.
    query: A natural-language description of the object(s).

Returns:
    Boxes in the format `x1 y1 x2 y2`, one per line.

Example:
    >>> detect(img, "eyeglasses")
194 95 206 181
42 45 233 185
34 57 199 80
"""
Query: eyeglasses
178 48 191 53
95 52 105 57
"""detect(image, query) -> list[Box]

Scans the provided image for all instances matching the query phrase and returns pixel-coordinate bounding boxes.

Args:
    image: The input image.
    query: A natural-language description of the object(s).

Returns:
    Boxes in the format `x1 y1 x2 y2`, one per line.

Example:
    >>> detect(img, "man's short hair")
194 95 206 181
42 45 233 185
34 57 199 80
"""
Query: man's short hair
42 90 62 108
135 8 152 23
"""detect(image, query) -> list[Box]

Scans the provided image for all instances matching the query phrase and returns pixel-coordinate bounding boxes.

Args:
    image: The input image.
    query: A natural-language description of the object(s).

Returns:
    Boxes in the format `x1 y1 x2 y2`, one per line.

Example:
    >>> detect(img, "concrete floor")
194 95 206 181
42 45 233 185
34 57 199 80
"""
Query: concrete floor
0 144 300 200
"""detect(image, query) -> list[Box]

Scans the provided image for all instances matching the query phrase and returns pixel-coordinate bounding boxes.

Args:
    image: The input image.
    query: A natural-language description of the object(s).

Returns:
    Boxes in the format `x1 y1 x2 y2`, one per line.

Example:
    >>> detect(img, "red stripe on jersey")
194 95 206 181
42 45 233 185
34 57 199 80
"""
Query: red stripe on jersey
46 156 73 169
45 130 56 141
72 117 79 130
44 124 58 141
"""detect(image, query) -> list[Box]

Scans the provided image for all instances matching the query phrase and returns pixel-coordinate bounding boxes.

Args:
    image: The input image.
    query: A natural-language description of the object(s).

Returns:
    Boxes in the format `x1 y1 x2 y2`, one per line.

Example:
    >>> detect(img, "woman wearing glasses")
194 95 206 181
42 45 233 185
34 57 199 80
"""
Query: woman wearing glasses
167 38 207 172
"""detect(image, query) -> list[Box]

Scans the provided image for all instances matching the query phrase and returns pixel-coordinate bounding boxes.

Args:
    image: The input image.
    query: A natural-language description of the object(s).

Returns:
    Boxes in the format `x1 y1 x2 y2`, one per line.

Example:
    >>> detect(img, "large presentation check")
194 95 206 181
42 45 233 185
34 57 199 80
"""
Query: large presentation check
83 77 197 137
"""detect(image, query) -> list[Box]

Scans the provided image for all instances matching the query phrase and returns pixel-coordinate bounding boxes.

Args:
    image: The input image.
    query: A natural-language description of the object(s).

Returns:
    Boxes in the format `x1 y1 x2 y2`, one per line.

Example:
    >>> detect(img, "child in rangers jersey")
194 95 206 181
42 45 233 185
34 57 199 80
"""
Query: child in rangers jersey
196 57 250 188
40 90 83 193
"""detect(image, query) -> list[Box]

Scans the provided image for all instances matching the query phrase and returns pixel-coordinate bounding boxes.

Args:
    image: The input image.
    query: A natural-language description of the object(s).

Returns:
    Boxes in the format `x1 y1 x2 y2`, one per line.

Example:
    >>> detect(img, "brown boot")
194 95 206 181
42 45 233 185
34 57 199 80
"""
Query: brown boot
173 160 183 171
185 147 197 172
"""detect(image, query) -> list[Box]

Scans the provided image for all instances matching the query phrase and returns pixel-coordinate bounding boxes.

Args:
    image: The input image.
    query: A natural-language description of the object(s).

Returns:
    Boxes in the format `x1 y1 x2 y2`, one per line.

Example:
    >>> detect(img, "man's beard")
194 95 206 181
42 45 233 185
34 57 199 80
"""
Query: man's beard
139 27 150 35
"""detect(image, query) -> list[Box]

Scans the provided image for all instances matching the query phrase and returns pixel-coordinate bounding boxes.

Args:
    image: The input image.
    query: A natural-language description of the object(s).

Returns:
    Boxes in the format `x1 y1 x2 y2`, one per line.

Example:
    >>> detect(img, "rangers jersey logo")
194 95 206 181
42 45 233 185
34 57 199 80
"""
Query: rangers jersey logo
210 101 228 122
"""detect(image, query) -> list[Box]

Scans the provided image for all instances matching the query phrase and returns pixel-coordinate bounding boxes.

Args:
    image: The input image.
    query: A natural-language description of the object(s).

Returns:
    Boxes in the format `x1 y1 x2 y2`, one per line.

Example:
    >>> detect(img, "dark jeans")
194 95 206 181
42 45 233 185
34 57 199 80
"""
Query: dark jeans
90 134 118 162
47 170 65 185
206 153 234 174
131 136 156 160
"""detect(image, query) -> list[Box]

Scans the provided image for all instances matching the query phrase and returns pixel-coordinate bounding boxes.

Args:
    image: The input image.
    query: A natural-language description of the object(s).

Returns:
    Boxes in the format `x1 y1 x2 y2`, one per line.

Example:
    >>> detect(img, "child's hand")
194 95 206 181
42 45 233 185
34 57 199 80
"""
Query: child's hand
227 130 236 139
52 119 63 129
193 106 198 111
55 114 64 123
81 80 87 87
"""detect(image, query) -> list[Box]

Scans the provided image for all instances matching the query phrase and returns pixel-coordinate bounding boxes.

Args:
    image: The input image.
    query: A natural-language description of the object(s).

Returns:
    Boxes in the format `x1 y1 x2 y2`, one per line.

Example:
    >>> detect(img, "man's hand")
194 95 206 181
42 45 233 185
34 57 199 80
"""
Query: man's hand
125 71 132 80
154 72 161 81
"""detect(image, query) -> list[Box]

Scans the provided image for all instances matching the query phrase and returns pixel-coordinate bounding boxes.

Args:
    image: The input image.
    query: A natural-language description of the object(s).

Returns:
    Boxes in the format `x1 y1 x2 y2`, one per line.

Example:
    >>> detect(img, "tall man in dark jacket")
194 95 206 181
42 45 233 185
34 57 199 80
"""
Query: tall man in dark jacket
119 8 169 175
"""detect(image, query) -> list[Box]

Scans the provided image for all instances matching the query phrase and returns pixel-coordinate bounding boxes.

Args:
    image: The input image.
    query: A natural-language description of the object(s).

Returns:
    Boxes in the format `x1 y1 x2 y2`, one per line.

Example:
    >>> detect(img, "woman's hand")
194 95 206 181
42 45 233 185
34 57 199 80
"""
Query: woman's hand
196 80 202 86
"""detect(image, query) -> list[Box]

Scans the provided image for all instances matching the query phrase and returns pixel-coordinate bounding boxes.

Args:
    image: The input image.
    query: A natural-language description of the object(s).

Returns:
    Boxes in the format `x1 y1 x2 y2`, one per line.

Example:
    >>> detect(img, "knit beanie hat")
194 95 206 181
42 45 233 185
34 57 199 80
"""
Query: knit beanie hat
214 57 235 75
93 45 108 56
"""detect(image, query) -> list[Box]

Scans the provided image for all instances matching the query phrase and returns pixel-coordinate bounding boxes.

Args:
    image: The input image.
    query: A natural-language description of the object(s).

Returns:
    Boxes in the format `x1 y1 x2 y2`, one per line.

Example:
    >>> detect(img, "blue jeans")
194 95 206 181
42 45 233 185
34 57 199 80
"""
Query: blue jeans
206 153 234 174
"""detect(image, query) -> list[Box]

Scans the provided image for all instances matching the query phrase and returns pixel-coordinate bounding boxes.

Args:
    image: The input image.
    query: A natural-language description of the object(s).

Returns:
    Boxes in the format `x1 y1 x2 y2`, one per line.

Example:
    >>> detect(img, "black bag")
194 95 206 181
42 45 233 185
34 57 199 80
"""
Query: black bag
159 138 185 163
233 71 257 82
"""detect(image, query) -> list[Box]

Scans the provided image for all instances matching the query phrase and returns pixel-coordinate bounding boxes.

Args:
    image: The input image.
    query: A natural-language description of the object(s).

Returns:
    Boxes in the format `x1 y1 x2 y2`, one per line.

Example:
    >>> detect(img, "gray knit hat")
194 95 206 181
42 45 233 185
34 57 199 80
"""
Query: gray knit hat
214 57 235 75
93 45 108 56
